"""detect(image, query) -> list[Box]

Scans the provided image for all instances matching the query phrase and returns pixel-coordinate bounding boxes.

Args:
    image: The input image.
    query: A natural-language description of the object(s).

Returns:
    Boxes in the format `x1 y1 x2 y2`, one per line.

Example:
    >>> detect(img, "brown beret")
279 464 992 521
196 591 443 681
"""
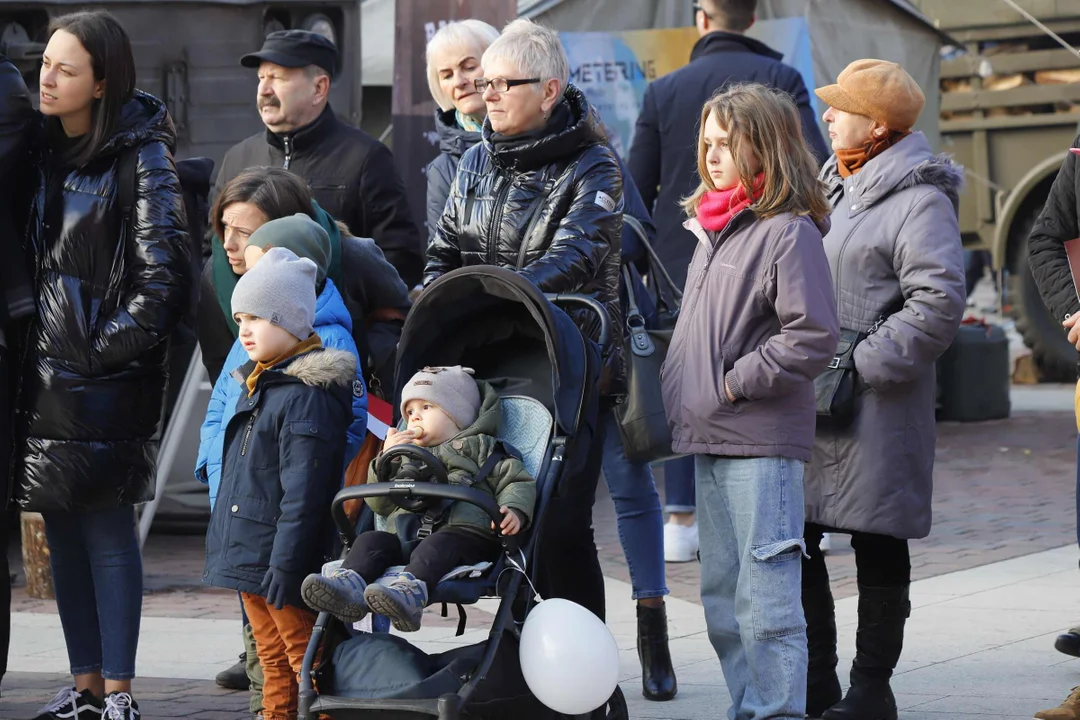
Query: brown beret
815 59 925 132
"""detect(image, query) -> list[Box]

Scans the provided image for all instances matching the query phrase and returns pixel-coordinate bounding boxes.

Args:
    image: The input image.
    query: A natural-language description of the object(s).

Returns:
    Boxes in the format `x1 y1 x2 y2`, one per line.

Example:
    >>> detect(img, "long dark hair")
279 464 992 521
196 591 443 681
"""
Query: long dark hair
47 11 136 167
211 167 317 239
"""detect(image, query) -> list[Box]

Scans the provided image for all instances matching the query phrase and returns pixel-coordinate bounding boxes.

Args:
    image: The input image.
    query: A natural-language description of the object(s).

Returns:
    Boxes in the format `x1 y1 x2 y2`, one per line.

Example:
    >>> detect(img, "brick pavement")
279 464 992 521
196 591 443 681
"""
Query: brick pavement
9 411 1078 616
594 411 1080 602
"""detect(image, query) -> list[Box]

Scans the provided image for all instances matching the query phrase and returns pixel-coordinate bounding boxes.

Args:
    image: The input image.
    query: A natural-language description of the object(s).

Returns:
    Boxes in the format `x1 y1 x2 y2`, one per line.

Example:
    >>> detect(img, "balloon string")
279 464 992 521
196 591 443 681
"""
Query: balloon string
498 548 543 603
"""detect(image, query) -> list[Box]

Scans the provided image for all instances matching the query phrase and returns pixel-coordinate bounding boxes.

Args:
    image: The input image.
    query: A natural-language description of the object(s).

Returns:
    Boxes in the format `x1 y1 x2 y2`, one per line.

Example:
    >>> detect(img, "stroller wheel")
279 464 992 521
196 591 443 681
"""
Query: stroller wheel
594 686 628 720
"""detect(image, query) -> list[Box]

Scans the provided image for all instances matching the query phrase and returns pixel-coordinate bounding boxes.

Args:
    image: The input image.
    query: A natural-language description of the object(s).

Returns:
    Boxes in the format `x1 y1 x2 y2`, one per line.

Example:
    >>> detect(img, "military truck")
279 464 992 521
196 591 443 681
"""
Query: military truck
909 0 1080 380
0 0 363 163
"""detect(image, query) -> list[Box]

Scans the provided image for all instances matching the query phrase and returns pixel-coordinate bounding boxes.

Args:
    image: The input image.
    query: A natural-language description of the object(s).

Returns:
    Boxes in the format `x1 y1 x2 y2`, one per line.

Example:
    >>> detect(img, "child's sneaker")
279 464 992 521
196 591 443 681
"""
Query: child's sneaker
33 687 102 719
301 569 370 622
364 572 428 632
102 693 139 720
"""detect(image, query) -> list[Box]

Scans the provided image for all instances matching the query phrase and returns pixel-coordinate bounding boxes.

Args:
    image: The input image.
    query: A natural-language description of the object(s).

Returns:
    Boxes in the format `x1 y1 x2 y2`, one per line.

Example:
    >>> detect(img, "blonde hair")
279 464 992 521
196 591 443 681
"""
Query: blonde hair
682 83 830 225
425 19 500 111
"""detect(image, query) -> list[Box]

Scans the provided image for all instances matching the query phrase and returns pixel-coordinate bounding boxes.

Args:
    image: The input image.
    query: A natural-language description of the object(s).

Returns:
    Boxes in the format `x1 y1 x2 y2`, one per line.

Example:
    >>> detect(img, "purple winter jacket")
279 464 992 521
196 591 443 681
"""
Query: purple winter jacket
661 210 839 462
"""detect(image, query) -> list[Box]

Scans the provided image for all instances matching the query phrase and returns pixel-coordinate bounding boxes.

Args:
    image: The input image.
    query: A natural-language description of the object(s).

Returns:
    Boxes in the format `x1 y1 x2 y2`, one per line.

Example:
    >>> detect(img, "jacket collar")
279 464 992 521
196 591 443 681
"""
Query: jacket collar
690 31 783 64
231 346 358 407
434 108 481 160
820 132 964 218
265 104 338 154
482 84 607 172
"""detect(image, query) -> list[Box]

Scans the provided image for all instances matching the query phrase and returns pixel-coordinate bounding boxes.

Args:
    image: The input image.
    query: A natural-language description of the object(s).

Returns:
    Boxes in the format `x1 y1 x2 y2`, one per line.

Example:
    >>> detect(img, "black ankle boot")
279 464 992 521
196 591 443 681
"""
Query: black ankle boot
637 602 677 701
803 582 842 718
823 584 911 720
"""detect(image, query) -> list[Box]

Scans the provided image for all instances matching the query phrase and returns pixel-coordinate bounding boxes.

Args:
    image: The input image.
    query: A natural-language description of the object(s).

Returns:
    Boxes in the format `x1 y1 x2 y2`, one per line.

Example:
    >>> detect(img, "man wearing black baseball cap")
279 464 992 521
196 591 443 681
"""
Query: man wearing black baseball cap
209 29 422 711
215 29 423 289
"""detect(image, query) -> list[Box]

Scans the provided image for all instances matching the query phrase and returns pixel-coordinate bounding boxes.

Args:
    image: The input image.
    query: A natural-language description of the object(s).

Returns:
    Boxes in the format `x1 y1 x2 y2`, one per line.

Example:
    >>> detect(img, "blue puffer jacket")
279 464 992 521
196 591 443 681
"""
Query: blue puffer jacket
203 347 355 601
196 278 367 508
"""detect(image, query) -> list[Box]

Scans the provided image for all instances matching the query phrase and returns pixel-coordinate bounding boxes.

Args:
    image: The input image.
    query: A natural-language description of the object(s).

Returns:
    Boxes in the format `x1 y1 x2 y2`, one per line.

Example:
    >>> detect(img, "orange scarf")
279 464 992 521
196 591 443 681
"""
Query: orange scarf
836 130 910 178
245 334 322 396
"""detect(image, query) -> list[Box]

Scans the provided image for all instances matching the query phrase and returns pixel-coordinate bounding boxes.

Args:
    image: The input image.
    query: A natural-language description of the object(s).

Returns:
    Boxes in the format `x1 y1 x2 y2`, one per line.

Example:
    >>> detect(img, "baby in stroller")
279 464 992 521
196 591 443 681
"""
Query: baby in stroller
302 365 537 632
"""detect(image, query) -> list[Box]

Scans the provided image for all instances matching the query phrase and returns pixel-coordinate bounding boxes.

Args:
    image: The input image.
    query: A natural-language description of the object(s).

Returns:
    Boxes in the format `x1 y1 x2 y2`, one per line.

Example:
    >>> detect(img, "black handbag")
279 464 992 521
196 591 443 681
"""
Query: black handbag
614 215 684 463
814 316 885 428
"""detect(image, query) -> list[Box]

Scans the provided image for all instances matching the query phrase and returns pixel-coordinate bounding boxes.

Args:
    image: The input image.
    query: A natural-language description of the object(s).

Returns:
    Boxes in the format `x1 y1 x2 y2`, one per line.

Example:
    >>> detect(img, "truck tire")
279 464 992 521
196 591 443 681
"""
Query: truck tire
1008 212 1077 382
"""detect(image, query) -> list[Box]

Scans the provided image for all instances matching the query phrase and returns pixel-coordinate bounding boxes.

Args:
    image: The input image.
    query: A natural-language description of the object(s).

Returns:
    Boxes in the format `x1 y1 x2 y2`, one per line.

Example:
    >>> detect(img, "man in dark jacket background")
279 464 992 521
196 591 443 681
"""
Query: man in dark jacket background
0 54 32 694
1028 136 1080 720
628 0 828 288
215 30 425 288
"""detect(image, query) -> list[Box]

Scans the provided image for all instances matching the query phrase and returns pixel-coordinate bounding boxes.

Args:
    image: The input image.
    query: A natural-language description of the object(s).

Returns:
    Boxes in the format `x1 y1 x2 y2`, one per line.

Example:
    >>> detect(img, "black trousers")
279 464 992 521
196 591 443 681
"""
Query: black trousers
343 528 499 589
534 404 606 621
0 345 11 686
802 522 911 588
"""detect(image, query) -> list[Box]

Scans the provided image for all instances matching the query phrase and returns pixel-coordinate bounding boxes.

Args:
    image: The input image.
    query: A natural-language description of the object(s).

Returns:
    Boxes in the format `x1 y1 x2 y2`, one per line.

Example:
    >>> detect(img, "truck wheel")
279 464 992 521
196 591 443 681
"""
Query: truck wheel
1008 228 1077 382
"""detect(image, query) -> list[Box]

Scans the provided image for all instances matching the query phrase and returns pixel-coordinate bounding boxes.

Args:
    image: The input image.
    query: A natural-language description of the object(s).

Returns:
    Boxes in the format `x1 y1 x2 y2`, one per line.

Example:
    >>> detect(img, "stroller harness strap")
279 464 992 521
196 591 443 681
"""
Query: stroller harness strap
416 444 509 540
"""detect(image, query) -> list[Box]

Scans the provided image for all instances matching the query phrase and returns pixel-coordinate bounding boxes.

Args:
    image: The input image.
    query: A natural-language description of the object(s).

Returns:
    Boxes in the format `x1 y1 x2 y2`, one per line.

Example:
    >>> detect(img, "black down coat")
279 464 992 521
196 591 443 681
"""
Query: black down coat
424 85 625 395
15 92 191 513
425 107 481 243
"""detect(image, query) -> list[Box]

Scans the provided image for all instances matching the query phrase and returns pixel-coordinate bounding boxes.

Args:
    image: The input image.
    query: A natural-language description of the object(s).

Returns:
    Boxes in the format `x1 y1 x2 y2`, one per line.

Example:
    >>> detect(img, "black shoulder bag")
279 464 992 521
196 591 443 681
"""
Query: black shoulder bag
614 215 683 463
814 315 886 429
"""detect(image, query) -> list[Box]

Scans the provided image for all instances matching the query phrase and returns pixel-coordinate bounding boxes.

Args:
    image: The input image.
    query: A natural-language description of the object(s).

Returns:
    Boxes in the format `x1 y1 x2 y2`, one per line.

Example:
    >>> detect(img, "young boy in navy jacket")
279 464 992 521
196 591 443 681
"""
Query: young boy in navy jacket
203 247 355 720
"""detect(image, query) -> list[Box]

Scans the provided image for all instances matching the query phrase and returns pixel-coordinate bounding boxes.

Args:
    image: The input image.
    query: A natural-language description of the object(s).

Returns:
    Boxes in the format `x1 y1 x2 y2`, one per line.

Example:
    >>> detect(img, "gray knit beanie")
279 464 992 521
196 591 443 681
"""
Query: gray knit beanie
400 366 482 430
246 213 331 285
232 247 317 341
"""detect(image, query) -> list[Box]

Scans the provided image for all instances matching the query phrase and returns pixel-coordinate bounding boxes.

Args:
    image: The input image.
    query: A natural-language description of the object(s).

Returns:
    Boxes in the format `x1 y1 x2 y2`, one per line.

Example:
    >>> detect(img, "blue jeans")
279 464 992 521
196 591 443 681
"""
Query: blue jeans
600 410 668 600
42 506 143 680
663 455 696 514
695 454 807 720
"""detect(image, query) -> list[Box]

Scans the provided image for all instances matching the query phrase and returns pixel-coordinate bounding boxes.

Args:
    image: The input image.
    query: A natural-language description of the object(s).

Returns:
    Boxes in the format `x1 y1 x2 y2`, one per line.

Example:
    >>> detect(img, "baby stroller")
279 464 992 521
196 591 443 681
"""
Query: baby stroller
298 266 628 720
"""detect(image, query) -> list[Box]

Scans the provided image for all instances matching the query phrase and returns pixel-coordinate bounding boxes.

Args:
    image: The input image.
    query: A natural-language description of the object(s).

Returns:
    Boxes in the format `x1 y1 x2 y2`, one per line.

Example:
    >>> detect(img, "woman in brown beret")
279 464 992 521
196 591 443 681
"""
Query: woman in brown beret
802 60 967 720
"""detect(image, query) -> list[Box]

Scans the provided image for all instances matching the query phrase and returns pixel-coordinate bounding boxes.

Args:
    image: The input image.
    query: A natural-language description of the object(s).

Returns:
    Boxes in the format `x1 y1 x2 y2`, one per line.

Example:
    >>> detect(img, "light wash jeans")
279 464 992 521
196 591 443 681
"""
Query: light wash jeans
695 454 807 720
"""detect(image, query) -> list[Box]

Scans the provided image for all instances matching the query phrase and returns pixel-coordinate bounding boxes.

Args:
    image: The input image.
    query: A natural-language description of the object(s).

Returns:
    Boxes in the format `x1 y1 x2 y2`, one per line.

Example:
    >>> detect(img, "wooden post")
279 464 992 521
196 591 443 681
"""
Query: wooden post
391 0 517 238
20 511 53 599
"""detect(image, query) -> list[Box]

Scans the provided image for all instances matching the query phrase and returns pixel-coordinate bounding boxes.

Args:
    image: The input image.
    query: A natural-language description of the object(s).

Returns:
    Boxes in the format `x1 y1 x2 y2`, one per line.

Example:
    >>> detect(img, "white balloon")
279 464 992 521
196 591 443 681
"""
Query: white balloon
519 598 620 715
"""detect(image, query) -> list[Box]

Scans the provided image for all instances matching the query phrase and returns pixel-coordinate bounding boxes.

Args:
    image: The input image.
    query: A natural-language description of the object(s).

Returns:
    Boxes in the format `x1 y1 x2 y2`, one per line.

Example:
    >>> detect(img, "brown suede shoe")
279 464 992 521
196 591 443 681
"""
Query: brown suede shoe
1036 687 1080 720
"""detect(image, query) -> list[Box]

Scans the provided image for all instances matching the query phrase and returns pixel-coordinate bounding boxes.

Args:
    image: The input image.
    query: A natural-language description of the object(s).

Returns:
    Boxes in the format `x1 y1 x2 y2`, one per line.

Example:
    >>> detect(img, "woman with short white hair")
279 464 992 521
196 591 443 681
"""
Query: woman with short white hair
426 18 678 702
423 19 499 242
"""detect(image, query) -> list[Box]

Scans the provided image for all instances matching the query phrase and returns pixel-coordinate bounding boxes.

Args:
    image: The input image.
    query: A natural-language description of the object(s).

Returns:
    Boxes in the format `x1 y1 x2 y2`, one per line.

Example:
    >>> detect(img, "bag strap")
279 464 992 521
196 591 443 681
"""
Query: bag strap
622 265 655 357
417 444 508 539
95 147 139 335
116 146 138 232
622 214 683 311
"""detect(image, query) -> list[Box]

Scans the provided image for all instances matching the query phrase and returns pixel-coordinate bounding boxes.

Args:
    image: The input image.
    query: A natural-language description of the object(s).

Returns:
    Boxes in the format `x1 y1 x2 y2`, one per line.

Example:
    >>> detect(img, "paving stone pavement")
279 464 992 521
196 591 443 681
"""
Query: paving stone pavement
3 398 1078 717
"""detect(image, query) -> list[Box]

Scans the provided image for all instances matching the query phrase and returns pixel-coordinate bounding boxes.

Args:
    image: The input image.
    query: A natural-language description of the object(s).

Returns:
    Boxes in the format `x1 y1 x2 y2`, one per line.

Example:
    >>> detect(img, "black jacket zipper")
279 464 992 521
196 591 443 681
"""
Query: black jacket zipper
282 136 293 170
488 177 512 266
240 408 260 456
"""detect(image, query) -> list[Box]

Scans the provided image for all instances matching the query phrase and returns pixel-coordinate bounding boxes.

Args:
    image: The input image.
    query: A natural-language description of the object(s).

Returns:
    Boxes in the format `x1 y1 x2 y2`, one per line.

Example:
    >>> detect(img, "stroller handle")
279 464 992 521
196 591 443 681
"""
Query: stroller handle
331 483 521 556
545 293 611 351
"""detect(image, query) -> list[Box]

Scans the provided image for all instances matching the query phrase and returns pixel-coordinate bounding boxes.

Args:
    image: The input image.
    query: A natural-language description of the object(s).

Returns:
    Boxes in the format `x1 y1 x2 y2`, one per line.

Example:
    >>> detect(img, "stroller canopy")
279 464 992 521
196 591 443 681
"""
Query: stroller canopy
395 267 594 435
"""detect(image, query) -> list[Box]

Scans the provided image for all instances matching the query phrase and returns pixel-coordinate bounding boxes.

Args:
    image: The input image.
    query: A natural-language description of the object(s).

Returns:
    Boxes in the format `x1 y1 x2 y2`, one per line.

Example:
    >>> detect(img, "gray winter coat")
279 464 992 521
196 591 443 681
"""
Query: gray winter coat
661 211 839 462
806 132 966 540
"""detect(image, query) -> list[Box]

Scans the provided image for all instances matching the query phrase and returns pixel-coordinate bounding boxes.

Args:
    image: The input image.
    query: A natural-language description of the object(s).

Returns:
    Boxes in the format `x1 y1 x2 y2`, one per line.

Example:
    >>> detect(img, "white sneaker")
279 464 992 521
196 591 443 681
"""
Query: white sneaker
820 533 833 555
664 521 699 563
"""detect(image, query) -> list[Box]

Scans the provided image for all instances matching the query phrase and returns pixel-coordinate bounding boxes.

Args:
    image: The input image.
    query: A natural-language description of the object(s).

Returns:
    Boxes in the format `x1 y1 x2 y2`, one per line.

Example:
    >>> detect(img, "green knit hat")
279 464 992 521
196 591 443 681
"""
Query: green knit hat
247 213 331 285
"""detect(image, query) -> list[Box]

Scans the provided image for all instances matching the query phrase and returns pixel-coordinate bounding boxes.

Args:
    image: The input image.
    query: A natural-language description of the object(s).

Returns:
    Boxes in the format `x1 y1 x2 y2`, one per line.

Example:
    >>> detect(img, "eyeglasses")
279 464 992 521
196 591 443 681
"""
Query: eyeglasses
692 3 712 19
473 77 541 93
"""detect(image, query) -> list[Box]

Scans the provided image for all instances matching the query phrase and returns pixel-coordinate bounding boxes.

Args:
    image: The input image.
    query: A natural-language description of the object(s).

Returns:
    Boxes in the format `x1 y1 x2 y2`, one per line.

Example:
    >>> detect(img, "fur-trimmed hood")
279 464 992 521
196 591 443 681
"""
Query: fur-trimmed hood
231 347 357 391
821 132 965 212
283 347 357 389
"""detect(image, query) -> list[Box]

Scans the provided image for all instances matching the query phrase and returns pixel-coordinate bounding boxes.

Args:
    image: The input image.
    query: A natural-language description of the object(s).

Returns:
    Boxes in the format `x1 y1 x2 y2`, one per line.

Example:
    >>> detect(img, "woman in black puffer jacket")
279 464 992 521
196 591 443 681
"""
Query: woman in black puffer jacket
15 11 189 718
425 18 623 629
